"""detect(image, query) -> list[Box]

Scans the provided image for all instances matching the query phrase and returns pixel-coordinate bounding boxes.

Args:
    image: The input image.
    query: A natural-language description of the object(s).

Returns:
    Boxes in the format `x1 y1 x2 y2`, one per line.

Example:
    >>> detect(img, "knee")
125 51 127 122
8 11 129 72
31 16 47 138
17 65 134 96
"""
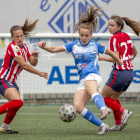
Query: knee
17 100 23 108
73 102 84 114
13 100 23 110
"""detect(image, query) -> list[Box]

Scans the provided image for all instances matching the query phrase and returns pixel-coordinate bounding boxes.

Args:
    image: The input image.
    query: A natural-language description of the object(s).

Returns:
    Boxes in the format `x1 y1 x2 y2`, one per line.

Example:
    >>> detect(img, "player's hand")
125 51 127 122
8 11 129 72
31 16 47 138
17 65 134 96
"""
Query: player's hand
37 41 46 49
116 56 123 65
31 51 38 57
39 72 48 79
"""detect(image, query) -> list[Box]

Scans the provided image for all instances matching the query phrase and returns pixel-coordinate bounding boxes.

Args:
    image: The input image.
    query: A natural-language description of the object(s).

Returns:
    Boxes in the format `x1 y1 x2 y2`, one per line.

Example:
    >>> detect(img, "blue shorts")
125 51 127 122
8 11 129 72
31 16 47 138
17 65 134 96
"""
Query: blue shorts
0 78 19 97
106 69 133 92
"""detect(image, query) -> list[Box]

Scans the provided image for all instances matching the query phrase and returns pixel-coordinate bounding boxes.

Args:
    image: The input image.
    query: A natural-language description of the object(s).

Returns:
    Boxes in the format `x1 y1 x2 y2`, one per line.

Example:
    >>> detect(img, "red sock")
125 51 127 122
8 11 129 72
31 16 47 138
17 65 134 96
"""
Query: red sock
3 109 19 124
0 100 23 114
104 97 125 113
113 99 122 125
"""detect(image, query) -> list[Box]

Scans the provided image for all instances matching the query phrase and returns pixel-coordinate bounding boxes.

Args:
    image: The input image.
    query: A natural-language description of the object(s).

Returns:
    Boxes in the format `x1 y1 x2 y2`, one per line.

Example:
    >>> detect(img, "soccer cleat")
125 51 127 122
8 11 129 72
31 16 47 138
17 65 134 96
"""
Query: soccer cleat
100 108 111 120
109 125 124 131
97 124 109 135
0 125 18 134
120 110 133 131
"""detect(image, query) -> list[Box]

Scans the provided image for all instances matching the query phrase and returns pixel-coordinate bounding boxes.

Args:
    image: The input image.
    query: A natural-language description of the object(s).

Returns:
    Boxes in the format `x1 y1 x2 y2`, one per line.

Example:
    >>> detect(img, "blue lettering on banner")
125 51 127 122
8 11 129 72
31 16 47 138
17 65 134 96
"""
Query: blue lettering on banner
48 66 64 84
133 70 140 83
40 0 50 11
40 0 59 12
47 66 79 84
65 66 78 84
48 66 140 84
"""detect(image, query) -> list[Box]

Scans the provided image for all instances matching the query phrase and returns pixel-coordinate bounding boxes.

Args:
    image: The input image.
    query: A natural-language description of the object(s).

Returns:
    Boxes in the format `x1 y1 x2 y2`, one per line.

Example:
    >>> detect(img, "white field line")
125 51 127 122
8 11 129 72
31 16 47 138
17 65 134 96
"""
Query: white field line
21 104 140 109
17 113 140 116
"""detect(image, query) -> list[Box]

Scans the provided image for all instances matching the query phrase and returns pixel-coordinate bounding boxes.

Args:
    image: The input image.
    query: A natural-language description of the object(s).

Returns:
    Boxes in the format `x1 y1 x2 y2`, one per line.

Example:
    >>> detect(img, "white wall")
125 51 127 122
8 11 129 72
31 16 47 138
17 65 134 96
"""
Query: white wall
0 0 140 33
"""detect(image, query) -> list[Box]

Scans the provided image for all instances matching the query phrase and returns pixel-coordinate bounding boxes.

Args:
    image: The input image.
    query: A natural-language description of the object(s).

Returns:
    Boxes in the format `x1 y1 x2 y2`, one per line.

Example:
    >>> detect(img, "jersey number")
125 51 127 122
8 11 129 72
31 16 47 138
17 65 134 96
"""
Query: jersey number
121 40 133 60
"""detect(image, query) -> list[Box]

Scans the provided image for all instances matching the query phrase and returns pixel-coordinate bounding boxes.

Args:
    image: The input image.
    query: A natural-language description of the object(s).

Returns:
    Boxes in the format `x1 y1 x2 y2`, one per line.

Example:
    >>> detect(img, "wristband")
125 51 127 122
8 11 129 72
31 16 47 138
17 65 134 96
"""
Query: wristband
34 56 38 59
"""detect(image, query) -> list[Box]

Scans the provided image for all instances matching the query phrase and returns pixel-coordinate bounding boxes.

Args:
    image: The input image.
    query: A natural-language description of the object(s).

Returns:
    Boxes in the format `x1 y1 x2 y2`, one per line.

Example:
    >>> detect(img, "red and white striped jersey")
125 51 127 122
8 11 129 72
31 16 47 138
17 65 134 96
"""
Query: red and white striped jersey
109 32 133 70
0 41 31 83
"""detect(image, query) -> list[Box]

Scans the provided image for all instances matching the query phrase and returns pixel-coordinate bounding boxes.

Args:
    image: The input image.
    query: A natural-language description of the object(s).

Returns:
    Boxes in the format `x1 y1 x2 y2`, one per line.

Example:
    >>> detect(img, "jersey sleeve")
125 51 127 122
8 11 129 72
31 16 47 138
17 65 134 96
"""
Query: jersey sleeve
9 44 22 58
96 42 106 54
64 42 75 53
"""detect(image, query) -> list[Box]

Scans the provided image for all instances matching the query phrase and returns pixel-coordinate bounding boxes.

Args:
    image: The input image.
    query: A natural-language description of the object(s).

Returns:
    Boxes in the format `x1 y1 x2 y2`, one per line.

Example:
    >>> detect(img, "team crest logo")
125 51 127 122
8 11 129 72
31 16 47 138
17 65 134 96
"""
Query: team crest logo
48 0 109 33
11 44 20 52
15 45 20 52
75 55 79 59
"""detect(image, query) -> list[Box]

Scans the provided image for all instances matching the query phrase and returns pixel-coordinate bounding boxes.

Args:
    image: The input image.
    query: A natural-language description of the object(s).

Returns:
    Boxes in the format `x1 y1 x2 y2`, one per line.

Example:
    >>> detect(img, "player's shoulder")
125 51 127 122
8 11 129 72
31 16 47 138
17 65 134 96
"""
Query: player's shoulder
112 32 130 39
72 40 80 45
7 41 17 49
90 40 104 48
65 41 80 47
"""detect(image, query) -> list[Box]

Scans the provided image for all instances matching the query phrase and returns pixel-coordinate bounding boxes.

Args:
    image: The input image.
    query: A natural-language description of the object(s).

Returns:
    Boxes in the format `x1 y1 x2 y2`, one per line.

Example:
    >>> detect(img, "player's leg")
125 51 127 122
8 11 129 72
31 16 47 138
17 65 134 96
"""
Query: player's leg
85 74 111 120
109 99 122 131
101 69 133 131
73 89 109 134
0 81 23 134
101 85 125 113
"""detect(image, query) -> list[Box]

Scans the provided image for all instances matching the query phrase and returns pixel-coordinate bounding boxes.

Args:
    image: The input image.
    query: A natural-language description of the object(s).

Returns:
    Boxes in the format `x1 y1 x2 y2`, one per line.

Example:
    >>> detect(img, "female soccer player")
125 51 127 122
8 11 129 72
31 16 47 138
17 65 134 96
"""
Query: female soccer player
37 6 122 135
0 18 48 134
99 14 139 131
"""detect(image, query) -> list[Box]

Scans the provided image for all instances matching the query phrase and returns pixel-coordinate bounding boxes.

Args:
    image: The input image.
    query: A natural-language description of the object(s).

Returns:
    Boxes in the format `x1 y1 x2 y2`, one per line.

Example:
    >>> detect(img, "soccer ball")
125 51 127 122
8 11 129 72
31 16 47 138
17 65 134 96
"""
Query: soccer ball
59 104 77 122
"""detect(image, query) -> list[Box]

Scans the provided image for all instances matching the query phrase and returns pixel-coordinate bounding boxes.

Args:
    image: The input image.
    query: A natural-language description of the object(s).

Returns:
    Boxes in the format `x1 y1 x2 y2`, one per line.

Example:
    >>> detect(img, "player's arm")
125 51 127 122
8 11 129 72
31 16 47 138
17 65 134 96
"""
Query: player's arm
104 48 122 65
37 41 65 53
14 55 48 79
99 51 119 63
131 45 138 61
28 51 38 66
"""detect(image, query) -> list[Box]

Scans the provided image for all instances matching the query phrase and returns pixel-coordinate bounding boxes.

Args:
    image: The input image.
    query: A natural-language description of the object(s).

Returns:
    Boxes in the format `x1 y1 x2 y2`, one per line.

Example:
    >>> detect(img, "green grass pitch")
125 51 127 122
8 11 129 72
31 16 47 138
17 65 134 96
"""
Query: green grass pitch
0 103 140 140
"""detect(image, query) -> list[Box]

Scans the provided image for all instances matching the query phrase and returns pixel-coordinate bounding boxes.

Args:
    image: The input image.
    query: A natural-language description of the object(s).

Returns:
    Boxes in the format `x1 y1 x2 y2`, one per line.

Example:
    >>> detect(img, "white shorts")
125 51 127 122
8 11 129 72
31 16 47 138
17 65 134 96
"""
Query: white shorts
77 73 102 92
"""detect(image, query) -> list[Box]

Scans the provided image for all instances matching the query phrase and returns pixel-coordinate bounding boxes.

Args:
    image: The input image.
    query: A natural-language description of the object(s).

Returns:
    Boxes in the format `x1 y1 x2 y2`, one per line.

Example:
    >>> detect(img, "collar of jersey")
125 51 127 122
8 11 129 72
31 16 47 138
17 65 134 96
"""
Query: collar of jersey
19 44 23 48
79 40 91 47
113 30 121 35
13 40 23 48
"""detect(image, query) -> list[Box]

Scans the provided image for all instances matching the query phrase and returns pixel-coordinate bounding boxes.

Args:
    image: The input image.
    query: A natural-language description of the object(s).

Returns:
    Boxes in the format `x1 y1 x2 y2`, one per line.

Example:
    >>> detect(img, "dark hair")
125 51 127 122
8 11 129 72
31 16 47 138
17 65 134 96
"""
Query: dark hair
111 14 140 36
10 17 38 37
74 5 103 34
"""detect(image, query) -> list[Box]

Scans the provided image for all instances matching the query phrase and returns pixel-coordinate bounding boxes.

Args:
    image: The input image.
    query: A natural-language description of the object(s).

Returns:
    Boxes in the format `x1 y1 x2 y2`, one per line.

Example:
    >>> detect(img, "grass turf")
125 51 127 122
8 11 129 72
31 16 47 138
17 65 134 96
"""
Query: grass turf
0 103 140 140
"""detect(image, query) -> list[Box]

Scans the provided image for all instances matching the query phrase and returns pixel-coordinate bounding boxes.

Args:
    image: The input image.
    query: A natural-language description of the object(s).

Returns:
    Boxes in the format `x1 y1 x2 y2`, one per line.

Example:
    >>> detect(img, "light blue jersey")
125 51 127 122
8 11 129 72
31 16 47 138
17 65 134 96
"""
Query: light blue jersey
64 40 106 81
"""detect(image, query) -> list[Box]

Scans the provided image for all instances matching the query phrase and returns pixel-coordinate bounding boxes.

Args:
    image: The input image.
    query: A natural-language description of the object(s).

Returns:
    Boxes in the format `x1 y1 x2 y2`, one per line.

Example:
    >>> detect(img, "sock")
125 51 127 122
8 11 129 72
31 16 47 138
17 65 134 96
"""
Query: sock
104 97 125 113
92 93 106 110
0 100 23 114
2 123 9 128
100 123 106 127
113 99 122 125
3 109 19 124
80 108 102 126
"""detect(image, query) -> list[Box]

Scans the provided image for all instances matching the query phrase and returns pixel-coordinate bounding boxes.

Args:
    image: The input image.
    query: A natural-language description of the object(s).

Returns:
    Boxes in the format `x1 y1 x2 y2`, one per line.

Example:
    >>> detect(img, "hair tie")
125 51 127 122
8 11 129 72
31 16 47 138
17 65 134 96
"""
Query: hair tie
110 18 120 26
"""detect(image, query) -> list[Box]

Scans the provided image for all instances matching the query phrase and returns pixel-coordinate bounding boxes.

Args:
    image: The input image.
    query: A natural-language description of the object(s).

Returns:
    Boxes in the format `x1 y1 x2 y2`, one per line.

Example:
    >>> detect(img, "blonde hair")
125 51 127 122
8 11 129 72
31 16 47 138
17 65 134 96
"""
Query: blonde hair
10 17 38 37
111 14 140 36
74 5 103 34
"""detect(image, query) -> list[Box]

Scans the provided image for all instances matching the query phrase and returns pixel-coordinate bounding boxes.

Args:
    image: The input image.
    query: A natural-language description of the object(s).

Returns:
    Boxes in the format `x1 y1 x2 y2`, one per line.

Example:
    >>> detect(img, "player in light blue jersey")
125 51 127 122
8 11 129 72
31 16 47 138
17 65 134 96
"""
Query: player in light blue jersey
37 5 122 135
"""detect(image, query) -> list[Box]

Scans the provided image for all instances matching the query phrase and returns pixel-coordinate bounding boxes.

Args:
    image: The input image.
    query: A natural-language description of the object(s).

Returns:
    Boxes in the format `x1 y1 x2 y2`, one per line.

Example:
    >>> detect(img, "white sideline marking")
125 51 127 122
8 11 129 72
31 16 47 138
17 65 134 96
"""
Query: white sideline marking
21 104 140 109
17 113 140 116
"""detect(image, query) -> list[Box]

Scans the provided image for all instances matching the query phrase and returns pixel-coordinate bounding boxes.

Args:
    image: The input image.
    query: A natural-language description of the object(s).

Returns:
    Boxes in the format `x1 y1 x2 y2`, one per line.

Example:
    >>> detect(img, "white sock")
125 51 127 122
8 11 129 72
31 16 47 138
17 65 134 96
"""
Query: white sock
80 108 88 117
100 107 106 111
100 123 106 127
2 123 9 128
